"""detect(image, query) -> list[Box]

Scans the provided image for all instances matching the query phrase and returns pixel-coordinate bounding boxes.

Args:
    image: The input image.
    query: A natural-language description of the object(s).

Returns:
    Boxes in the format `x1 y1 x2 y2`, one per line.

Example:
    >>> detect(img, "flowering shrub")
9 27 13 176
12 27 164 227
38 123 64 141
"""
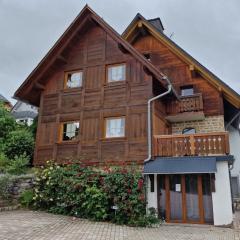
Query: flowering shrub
33 161 159 227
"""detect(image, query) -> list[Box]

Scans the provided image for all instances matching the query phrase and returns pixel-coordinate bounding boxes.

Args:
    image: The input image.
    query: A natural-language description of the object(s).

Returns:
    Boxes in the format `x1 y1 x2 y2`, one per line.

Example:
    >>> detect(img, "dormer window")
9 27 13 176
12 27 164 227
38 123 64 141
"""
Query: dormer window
181 85 194 96
65 71 83 89
107 64 126 82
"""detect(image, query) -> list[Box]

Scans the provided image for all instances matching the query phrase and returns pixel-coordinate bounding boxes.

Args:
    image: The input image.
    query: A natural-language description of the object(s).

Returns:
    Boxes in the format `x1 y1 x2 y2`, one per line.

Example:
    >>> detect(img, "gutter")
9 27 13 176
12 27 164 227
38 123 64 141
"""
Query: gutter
144 78 172 163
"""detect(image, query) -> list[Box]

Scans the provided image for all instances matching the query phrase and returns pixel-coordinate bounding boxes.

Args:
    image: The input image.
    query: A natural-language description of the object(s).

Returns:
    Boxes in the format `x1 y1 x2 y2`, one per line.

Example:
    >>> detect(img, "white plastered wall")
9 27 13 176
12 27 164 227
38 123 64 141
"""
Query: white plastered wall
212 161 233 226
147 174 158 210
229 126 240 189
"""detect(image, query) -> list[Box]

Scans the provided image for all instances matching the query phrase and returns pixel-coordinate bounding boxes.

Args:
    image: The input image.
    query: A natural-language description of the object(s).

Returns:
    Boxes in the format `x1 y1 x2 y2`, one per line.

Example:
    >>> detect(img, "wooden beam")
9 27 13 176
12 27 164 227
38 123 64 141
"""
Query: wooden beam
189 65 198 78
139 26 148 37
181 175 187 223
117 43 129 54
165 176 170 222
33 82 45 91
143 66 152 76
56 55 68 64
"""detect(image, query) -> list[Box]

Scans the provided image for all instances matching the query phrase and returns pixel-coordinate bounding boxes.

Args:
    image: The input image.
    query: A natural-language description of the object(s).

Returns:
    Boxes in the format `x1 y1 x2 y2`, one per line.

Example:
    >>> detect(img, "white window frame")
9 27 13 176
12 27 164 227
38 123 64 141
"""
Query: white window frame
65 70 83 89
61 122 80 141
107 64 126 83
104 117 125 138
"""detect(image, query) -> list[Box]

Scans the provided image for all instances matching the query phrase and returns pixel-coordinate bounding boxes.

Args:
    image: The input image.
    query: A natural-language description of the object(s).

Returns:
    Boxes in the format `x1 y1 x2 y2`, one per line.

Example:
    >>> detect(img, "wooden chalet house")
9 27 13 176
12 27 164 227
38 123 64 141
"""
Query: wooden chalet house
14 5 240 226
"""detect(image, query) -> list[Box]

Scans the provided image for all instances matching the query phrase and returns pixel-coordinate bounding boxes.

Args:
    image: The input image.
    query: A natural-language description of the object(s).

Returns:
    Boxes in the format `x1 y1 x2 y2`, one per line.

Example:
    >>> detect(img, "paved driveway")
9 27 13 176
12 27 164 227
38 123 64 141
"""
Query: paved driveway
0 210 240 240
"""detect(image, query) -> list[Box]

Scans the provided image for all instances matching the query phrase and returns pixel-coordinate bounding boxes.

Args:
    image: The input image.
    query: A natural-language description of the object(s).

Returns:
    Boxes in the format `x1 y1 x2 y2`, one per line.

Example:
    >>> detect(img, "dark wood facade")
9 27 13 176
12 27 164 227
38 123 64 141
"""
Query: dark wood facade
34 23 160 166
132 34 224 117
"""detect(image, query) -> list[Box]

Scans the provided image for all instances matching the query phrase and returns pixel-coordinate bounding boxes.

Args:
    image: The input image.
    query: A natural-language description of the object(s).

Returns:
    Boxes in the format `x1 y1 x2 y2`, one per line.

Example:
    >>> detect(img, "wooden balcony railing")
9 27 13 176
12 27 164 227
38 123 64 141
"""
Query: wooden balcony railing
166 93 203 115
153 132 230 157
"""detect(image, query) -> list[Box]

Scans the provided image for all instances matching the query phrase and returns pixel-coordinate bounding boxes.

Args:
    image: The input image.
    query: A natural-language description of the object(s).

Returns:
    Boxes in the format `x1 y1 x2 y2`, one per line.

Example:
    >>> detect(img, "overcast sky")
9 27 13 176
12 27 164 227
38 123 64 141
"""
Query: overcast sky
0 0 240 104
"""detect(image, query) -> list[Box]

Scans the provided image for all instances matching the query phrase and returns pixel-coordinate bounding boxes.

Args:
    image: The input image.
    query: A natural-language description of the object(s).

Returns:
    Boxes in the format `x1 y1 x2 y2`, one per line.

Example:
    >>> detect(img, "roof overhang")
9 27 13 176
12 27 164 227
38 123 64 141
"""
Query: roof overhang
143 155 234 174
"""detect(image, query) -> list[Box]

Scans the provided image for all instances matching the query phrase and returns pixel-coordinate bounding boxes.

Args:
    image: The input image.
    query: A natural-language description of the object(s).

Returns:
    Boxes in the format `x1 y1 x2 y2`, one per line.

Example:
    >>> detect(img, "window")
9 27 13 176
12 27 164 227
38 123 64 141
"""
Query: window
105 117 125 138
107 64 126 82
181 85 194 96
149 175 155 192
61 122 79 141
182 127 196 135
18 119 28 124
65 71 83 88
231 176 240 198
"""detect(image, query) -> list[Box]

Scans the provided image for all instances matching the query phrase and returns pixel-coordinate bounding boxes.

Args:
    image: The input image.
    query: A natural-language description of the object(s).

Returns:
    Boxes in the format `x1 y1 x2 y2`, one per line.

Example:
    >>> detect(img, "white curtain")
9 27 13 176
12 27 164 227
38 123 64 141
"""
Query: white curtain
108 65 126 82
106 118 125 137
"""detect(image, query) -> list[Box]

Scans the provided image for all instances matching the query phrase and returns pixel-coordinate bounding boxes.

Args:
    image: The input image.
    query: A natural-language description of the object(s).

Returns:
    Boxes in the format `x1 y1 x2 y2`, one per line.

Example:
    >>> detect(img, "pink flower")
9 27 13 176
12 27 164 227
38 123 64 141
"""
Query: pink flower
138 179 144 190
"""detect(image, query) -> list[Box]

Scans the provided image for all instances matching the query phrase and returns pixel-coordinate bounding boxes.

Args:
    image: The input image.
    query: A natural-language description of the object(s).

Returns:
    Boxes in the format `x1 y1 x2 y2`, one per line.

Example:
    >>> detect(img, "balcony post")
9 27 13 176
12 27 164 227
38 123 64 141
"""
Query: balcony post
190 135 195 155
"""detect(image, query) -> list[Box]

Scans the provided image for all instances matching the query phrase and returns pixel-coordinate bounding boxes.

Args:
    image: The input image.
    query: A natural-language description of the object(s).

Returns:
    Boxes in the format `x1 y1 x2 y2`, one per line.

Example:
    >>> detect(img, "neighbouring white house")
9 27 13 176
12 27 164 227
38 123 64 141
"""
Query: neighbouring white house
228 114 240 198
11 101 38 126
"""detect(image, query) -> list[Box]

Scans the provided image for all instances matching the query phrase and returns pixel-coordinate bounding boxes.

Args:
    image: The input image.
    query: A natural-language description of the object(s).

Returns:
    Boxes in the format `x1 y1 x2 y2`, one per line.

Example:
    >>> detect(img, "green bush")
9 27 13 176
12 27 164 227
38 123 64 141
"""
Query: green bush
6 154 30 175
20 189 34 207
29 117 38 139
0 152 8 173
32 162 160 227
0 103 16 140
4 129 34 160
82 186 108 220
0 104 34 171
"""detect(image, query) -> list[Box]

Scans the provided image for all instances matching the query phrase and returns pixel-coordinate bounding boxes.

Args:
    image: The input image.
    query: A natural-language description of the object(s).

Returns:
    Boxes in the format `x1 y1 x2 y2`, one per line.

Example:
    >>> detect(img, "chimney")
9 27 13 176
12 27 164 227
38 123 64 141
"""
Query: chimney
147 18 164 32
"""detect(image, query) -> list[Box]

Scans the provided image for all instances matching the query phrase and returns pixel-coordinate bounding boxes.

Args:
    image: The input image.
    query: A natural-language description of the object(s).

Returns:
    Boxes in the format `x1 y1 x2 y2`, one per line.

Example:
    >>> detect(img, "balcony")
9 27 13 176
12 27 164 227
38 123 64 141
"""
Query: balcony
153 132 230 157
166 93 204 122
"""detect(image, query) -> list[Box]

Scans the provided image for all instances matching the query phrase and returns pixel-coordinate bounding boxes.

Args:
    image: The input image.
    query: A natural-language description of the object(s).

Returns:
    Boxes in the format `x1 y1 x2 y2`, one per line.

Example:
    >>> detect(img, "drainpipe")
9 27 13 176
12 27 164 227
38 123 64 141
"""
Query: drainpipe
144 81 172 163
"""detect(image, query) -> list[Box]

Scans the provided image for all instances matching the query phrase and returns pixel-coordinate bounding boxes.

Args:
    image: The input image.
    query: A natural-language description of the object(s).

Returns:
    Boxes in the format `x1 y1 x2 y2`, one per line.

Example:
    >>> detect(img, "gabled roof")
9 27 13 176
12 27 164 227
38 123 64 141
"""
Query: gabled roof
12 111 38 120
122 13 240 109
14 5 176 106
11 101 22 112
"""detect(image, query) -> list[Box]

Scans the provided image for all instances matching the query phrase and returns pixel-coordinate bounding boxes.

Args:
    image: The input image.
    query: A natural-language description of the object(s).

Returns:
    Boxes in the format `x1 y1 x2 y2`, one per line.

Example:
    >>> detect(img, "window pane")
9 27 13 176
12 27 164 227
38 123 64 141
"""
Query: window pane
107 65 126 82
66 72 82 88
169 175 182 220
182 128 196 134
62 122 79 141
181 87 194 96
185 175 200 221
105 117 125 138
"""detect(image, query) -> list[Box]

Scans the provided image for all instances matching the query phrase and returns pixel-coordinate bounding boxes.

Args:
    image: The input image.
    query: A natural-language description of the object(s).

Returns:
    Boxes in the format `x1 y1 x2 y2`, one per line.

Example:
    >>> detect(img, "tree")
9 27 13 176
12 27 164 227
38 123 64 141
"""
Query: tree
0 103 35 162
4 129 34 160
29 116 38 139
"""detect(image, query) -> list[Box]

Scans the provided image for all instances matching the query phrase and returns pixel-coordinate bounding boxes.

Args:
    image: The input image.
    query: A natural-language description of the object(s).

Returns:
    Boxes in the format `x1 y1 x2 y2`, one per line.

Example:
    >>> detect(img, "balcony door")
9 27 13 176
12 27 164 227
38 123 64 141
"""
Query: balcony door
158 174 213 224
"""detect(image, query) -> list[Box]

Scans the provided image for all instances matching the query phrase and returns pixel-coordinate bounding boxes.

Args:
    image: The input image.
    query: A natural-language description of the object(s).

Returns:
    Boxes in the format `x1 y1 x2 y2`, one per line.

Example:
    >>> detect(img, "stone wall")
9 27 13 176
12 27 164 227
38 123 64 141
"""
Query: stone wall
171 115 225 134
0 174 34 209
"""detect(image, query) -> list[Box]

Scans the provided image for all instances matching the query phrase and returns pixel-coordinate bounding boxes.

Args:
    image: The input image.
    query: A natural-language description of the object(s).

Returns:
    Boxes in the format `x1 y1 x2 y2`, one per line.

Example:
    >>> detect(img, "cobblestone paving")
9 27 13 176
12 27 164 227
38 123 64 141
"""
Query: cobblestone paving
1 210 240 240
